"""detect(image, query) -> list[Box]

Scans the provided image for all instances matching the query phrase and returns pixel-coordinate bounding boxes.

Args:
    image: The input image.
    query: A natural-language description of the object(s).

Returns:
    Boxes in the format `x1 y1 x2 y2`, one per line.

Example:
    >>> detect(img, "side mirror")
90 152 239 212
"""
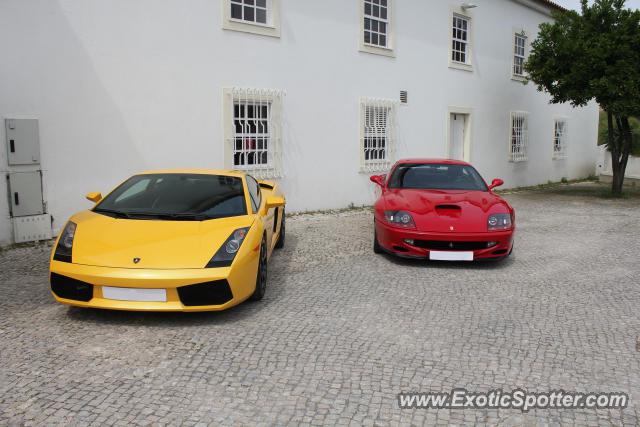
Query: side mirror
85 192 102 203
265 195 285 210
488 179 504 190
370 174 386 187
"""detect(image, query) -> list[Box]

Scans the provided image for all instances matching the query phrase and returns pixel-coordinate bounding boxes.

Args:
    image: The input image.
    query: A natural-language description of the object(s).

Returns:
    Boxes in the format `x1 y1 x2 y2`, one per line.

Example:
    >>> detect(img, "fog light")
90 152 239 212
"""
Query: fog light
404 239 414 245
487 241 498 248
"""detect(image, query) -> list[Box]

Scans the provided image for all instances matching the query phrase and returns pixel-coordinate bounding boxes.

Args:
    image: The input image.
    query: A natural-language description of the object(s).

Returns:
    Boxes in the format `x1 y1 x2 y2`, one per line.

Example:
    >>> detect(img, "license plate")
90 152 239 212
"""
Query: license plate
102 286 167 302
429 251 474 261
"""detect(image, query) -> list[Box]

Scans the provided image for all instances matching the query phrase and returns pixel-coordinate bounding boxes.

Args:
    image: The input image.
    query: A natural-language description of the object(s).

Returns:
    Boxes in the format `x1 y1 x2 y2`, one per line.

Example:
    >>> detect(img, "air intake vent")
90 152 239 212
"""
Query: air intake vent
400 90 408 104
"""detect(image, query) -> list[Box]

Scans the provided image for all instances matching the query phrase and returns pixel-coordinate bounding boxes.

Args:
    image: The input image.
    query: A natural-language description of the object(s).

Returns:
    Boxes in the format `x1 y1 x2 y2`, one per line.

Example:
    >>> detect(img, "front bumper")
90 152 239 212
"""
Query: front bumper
375 220 514 260
49 253 259 312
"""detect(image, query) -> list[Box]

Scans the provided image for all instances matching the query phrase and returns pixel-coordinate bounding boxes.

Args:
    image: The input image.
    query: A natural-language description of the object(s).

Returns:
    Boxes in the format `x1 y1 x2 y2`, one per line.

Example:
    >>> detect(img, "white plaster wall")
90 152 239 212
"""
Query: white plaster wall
0 0 600 244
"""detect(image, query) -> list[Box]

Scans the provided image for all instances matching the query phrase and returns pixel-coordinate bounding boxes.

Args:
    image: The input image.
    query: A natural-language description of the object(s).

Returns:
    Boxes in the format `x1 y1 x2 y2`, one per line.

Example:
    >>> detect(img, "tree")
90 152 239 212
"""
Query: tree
525 0 640 195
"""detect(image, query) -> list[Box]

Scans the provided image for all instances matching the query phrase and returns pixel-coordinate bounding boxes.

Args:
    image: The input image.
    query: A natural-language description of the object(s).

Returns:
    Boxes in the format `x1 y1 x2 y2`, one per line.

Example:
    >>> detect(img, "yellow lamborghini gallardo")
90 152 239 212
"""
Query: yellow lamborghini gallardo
49 169 286 311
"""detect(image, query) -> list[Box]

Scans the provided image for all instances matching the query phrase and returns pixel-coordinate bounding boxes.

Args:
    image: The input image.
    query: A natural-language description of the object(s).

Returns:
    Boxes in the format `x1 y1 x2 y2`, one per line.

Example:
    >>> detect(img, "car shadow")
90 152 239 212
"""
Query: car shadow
380 251 516 270
64 296 267 327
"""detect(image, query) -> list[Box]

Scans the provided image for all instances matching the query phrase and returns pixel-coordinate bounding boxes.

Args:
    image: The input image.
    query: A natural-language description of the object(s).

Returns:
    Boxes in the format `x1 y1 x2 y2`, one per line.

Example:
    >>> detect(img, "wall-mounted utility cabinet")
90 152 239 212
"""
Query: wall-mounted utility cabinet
7 171 45 217
5 118 40 165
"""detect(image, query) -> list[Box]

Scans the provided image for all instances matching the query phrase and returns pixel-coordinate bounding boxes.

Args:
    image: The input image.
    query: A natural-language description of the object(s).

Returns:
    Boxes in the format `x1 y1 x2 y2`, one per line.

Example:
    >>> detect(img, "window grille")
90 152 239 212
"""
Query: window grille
513 33 526 77
553 119 568 159
509 112 528 162
452 15 469 63
227 87 284 179
361 98 397 172
364 0 389 48
230 0 268 25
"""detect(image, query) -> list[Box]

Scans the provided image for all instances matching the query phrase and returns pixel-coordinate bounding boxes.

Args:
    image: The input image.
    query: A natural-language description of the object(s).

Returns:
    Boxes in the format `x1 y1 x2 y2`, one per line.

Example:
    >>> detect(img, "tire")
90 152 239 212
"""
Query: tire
275 208 285 249
373 229 383 254
250 237 268 301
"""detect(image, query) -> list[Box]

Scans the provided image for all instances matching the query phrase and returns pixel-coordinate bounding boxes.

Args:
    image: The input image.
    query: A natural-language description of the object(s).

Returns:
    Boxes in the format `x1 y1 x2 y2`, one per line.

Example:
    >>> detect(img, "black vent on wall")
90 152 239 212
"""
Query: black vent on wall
400 90 408 104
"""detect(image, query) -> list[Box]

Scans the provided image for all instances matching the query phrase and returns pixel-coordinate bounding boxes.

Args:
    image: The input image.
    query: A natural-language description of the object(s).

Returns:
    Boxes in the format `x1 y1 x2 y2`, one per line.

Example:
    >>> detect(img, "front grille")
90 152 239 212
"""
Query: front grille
177 280 234 306
414 240 492 251
50 273 93 302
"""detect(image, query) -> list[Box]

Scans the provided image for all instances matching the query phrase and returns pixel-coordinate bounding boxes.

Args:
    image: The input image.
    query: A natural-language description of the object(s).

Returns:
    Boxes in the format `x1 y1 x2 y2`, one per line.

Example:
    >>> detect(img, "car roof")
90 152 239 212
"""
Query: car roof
395 158 472 166
136 169 246 177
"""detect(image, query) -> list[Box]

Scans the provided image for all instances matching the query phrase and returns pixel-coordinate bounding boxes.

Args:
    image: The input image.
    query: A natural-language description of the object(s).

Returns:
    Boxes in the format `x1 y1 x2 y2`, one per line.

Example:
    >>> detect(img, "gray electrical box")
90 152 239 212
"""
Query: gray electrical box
8 171 44 217
5 118 40 165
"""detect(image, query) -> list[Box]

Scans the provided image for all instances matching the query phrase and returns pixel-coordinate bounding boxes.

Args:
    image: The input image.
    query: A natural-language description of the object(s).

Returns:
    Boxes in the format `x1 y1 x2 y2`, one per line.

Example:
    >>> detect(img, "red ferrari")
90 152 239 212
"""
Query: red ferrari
370 159 515 261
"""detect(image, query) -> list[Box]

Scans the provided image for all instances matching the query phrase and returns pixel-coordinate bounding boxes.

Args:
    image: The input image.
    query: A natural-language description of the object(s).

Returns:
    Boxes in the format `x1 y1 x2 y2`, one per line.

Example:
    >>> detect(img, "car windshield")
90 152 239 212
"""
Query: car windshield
387 163 488 191
94 174 247 220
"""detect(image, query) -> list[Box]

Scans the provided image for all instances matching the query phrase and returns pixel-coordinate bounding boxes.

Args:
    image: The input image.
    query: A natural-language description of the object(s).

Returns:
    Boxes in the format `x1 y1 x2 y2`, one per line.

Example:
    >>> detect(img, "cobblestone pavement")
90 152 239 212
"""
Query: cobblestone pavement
1 183 639 426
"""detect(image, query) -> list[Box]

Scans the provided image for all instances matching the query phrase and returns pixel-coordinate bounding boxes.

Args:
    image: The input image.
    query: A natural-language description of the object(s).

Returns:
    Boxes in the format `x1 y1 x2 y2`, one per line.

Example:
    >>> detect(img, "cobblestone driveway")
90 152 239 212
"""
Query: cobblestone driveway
1 184 639 426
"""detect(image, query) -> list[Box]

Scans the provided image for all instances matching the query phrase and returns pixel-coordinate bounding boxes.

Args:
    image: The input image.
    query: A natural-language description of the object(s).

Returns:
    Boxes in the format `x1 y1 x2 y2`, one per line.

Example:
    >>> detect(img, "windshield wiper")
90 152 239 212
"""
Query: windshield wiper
125 212 211 221
93 208 132 219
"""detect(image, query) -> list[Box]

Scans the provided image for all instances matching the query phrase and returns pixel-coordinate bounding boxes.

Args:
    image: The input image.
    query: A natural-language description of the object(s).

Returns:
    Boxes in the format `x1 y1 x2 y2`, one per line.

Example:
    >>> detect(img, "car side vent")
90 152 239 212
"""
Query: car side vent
435 204 461 210
400 90 408 104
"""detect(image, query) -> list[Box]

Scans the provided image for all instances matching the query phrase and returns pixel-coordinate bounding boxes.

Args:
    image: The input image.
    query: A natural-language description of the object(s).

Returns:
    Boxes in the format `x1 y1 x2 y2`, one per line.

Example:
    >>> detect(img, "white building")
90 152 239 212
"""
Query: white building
0 0 599 245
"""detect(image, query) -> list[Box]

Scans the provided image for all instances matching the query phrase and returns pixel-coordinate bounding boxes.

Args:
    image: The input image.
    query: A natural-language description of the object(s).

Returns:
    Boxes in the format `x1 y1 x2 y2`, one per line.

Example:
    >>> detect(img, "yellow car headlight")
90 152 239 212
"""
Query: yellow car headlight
206 227 250 268
53 221 76 263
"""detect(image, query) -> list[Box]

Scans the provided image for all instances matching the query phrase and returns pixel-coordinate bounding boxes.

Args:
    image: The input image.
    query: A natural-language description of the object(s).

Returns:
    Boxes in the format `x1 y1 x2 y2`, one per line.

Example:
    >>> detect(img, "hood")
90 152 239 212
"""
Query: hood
69 210 255 269
382 189 510 233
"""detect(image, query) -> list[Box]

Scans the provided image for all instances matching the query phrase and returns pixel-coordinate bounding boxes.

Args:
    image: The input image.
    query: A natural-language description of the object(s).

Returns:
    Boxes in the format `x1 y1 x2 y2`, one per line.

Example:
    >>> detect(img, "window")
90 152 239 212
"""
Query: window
513 33 527 78
553 119 568 159
231 0 267 24
451 15 470 64
222 0 280 37
364 0 389 48
509 112 529 162
361 98 397 172
245 175 262 213
359 0 394 56
223 87 284 179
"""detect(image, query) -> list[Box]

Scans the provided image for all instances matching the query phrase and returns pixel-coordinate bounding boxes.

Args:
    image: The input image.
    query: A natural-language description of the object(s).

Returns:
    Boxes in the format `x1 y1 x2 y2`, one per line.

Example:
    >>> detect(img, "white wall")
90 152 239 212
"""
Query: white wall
0 0 599 244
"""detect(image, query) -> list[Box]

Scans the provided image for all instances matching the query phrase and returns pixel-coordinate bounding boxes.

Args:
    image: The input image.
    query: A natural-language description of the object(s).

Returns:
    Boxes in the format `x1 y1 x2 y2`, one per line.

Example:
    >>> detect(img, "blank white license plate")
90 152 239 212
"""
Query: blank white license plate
102 286 167 302
429 251 474 261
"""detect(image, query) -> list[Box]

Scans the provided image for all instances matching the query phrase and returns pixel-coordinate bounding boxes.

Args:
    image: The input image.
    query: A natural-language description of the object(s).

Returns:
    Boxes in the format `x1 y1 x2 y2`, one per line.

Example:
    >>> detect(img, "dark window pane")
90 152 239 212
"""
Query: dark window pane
256 8 266 23
379 34 386 47
231 3 242 19
372 33 379 45
373 5 379 17
364 31 371 43
245 0 254 5
365 2 371 15
372 20 378 32
256 0 266 6
380 7 387 19
379 22 386 34
244 5 254 21
365 18 371 30
380 0 387 6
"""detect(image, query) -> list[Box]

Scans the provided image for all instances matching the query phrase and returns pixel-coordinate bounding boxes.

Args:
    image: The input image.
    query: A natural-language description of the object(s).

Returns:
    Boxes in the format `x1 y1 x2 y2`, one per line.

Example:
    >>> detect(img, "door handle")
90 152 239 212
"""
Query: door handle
14 192 19 206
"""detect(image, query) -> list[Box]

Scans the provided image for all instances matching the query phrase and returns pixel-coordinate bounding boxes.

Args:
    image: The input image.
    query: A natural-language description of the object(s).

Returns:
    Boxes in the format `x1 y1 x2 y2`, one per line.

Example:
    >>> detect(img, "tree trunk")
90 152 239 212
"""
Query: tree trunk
608 111 623 195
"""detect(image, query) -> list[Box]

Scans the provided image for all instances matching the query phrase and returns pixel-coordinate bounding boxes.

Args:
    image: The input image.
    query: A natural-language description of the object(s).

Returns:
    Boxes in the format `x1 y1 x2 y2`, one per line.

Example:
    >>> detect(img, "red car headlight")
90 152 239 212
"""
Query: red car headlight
487 214 512 231
384 211 416 229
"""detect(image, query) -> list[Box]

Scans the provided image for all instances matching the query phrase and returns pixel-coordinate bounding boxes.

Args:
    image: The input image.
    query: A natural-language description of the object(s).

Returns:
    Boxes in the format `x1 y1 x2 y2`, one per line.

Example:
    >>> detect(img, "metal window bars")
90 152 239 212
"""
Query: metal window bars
364 0 389 48
230 0 268 25
452 15 469 63
513 34 526 77
361 98 397 172
509 112 528 162
229 87 284 179
553 119 568 159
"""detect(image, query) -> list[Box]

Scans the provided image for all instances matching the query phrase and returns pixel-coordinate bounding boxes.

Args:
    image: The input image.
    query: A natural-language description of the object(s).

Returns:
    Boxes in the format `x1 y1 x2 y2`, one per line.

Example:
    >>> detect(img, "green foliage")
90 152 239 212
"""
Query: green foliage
598 110 640 156
525 0 640 117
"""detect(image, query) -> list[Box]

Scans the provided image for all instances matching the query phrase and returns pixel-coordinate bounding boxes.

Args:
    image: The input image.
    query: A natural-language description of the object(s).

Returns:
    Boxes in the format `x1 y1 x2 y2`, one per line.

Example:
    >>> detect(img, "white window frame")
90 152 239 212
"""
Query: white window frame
359 0 395 57
509 111 529 162
360 98 397 172
223 87 284 178
222 0 280 38
449 8 473 72
512 31 528 81
553 118 568 160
